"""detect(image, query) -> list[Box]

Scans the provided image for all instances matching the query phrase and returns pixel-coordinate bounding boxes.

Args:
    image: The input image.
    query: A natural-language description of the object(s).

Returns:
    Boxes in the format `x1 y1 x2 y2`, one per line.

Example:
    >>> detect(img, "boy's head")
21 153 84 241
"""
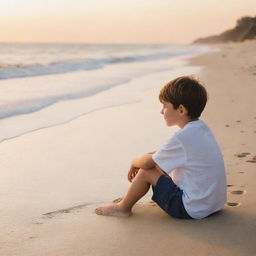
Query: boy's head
159 76 207 120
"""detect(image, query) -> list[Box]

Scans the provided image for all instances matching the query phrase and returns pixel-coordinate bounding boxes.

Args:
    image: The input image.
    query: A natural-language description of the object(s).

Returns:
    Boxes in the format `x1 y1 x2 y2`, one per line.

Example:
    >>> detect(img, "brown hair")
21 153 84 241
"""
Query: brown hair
159 76 208 119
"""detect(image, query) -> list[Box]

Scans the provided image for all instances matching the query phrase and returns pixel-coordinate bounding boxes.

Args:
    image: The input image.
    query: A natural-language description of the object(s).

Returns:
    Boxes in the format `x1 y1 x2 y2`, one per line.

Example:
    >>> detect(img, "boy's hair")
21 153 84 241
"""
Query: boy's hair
159 76 208 119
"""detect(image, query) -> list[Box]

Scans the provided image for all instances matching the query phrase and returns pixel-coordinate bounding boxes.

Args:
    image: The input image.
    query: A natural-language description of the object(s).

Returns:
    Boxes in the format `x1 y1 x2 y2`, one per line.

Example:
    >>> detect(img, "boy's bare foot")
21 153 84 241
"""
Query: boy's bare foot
95 204 131 217
112 197 123 203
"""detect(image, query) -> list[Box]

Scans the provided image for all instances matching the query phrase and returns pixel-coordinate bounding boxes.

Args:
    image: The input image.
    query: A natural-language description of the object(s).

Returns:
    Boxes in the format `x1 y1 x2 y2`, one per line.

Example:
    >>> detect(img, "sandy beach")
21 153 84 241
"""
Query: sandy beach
1 40 256 256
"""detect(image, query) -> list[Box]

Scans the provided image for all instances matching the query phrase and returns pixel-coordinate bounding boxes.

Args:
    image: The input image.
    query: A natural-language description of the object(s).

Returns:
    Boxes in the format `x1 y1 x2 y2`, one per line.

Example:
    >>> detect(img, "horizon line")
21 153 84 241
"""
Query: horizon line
0 41 191 45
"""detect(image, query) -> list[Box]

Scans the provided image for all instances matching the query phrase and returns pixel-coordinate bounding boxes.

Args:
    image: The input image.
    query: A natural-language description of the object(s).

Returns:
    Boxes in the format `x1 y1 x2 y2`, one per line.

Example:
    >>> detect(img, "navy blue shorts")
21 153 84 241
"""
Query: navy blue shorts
151 173 193 219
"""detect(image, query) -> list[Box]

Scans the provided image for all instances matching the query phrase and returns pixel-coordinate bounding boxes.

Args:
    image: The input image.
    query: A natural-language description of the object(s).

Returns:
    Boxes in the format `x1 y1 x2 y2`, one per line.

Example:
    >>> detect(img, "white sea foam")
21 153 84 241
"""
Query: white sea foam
0 43 212 79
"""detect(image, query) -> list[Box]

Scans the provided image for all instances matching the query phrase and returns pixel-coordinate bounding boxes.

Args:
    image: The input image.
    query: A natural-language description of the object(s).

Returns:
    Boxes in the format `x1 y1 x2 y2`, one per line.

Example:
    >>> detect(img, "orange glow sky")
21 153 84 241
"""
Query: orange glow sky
0 0 255 44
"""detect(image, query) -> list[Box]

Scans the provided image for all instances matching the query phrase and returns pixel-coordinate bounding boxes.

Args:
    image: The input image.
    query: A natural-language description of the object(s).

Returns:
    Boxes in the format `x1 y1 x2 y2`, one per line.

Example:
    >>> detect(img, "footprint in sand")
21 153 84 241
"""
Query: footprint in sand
246 155 256 163
42 202 96 218
227 202 241 207
235 152 251 158
32 222 43 225
246 160 256 163
230 190 246 195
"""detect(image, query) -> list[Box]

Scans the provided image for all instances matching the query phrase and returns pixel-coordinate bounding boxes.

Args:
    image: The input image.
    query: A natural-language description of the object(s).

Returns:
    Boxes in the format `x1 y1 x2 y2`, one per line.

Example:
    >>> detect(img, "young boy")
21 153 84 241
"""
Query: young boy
95 76 227 219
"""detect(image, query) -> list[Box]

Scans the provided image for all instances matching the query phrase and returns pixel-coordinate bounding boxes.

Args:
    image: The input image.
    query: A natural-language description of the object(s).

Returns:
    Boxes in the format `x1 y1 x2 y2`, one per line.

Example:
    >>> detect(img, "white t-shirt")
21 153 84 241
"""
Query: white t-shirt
152 120 227 219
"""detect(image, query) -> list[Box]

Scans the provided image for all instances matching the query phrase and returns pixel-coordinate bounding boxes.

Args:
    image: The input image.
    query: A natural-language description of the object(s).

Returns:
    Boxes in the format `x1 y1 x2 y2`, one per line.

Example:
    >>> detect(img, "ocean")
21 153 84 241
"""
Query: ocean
0 43 214 142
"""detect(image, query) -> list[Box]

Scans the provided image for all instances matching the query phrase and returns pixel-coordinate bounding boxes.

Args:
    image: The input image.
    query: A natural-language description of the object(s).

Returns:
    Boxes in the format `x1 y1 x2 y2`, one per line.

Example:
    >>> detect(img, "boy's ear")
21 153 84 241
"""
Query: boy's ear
178 105 188 116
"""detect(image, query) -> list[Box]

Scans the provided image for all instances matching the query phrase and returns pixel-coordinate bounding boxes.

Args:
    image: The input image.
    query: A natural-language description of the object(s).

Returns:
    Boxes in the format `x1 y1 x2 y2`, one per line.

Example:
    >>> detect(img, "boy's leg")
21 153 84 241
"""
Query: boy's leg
95 167 163 217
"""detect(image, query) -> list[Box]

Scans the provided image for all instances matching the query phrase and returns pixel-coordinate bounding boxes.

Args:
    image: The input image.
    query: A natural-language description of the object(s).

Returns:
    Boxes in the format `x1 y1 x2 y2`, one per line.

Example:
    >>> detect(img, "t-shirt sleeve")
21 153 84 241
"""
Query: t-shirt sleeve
152 136 186 174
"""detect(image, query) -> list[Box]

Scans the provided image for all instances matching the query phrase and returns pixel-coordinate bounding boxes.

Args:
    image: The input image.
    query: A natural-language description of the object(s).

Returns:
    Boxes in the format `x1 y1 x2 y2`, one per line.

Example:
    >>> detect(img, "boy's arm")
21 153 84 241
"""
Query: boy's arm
131 153 157 169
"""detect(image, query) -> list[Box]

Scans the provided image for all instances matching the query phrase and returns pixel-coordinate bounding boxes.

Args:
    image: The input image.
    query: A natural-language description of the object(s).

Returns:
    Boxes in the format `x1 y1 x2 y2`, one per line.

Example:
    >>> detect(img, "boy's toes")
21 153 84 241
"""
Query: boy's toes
95 207 103 215
94 204 131 217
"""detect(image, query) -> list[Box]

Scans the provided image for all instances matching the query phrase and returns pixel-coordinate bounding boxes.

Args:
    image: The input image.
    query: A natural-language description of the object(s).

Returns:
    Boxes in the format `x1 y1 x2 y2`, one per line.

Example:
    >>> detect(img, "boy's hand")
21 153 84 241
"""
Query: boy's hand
128 166 140 182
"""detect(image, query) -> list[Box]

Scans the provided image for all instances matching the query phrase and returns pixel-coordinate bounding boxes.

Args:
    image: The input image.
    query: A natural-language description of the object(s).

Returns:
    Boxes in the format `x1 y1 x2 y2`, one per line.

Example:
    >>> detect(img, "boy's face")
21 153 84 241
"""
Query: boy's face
160 101 184 127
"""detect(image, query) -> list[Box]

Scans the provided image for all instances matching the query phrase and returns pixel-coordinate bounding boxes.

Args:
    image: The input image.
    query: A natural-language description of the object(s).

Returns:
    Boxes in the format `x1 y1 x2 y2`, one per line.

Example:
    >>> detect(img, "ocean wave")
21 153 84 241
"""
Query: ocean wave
0 77 131 120
0 46 206 80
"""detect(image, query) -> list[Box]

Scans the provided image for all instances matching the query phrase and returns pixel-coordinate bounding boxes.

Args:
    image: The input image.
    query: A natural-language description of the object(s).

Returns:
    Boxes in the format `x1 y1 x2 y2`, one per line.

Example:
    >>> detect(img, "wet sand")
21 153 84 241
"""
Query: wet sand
1 40 256 256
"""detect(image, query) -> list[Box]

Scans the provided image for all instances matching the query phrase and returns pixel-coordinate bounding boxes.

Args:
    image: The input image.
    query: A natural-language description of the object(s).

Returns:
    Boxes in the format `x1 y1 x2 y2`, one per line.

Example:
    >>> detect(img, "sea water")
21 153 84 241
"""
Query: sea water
0 43 215 142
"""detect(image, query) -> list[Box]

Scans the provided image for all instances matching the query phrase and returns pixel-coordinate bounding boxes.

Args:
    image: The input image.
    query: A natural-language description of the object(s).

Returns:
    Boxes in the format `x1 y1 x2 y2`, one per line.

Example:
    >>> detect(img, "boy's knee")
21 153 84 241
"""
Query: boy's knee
139 167 163 185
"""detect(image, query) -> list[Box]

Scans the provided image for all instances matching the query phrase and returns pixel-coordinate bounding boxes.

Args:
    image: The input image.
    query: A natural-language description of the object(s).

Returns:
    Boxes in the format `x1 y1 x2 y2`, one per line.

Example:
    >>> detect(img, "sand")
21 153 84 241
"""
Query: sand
1 41 256 256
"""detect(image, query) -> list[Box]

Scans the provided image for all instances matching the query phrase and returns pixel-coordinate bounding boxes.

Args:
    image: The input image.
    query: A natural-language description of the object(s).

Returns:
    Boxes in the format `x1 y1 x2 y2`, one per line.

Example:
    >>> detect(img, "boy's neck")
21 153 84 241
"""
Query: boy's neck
178 118 199 129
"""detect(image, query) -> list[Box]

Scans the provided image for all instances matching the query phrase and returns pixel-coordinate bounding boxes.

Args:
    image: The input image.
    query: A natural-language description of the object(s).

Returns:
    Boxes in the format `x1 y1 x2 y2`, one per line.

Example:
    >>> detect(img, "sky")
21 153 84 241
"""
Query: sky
0 0 255 44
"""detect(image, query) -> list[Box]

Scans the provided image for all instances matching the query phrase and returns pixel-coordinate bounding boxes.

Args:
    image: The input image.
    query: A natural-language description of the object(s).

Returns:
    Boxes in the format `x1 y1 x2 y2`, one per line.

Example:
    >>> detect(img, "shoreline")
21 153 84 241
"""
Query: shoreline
1 41 256 256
